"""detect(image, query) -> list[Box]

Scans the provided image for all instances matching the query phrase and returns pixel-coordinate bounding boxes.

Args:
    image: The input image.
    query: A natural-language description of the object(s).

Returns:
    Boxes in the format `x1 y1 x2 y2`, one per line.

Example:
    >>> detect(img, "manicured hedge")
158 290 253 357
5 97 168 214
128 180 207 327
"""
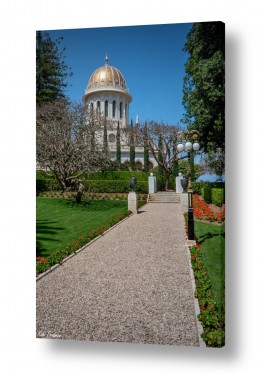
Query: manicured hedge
201 186 212 203
36 178 59 191
83 171 150 181
192 181 225 193
211 188 225 207
83 179 148 193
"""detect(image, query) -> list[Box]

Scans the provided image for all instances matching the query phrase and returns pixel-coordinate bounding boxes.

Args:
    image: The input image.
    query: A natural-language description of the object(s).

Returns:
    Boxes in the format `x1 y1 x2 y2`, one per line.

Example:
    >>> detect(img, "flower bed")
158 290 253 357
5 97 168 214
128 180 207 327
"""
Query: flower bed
189 240 225 347
193 194 225 223
36 210 132 275
184 215 225 347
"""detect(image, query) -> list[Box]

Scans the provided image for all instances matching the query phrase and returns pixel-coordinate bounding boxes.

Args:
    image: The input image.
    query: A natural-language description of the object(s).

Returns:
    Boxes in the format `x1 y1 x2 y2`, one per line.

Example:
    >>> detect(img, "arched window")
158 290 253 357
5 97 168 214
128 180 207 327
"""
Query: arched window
148 161 154 170
112 100 116 117
135 160 143 170
97 101 100 111
90 102 94 111
120 102 123 118
109 134 116 143
105 100 108 117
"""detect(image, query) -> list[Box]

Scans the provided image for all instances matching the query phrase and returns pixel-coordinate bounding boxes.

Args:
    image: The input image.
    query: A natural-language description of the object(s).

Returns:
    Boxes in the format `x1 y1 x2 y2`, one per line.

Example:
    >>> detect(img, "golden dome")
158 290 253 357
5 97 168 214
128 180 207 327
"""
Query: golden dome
85 55 128 92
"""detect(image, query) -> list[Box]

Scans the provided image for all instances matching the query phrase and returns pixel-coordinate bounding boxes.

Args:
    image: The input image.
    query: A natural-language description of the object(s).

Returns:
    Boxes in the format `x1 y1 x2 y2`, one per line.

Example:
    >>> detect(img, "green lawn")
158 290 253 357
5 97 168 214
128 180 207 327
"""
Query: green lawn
36 198 128 257
194 220 225 311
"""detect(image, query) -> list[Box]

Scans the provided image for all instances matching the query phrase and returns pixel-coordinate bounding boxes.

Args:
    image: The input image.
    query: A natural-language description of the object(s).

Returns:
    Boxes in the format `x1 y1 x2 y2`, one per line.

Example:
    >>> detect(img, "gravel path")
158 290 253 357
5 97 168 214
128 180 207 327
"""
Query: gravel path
36 203 200 346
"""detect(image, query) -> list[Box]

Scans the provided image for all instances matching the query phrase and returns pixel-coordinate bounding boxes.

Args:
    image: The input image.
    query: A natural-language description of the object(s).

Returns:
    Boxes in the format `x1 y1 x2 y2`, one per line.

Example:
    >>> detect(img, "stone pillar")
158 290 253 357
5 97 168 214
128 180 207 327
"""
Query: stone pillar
128 192 138 214
176 172 183 193
148 173 157 193
180 193 188 211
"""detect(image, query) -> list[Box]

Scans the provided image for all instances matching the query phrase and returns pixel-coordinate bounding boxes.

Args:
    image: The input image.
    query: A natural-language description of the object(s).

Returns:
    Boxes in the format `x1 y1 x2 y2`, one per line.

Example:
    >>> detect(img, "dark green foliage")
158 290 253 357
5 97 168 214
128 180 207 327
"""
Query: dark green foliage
200 186 225 206
83 180 148 193
201 186 212 203
143 125 149 172
211 188 225 206
36 178 60 191
182 22 225 152
82 171 149 181
191 181 225 194
178 159 201 180
129 119 135 170
36 31 72 104
116 121 121 164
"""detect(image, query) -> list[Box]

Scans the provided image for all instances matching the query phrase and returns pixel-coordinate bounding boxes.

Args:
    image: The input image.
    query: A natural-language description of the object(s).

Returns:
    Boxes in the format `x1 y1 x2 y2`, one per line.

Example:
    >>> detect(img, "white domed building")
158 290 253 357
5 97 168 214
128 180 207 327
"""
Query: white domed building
82 55 157 170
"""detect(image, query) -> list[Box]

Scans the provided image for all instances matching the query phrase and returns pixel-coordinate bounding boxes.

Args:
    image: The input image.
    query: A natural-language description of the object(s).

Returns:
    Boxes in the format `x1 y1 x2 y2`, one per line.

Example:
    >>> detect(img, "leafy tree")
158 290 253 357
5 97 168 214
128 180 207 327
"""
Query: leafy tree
36 31 72 104
178 159 201 181
129 121 182 190
36 100 110 191
200 148 225 180
182 22 225 153
129 119 135 170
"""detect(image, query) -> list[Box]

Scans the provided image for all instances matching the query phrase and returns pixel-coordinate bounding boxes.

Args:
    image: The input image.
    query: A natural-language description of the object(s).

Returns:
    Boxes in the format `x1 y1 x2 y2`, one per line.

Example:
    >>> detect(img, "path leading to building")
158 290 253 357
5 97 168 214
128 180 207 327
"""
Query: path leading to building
36 202 200 346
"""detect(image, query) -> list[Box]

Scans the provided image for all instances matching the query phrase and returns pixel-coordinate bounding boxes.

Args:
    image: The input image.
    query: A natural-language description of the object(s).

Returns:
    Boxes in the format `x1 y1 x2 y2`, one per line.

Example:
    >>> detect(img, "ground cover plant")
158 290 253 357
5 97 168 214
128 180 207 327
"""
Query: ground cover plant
185 217 225 347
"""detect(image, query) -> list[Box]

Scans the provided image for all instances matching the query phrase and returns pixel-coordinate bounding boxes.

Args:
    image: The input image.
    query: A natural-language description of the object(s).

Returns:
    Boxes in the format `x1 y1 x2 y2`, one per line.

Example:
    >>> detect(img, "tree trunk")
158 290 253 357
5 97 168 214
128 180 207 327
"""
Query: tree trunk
165 172 170 191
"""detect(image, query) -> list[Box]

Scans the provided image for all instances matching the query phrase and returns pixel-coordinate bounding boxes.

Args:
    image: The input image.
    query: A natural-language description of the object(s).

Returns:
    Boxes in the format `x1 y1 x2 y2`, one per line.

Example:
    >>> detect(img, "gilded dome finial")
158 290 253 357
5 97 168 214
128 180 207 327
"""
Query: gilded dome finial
105 53 109 65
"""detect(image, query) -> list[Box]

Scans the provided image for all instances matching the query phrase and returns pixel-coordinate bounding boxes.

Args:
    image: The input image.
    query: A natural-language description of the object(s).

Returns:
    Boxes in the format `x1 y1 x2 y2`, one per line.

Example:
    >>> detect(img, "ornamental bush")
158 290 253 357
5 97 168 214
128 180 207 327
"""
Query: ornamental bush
201 186 212 203
211 188 225 207
82 180 148 193
36 178 60 191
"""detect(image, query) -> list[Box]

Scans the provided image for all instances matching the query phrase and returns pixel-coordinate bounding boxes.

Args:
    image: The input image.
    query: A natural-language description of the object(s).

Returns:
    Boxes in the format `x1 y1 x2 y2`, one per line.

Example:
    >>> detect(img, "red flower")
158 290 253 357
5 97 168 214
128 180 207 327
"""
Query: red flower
196 243 200 248
100 229 104 235
71 246 75 251
201 305 205 311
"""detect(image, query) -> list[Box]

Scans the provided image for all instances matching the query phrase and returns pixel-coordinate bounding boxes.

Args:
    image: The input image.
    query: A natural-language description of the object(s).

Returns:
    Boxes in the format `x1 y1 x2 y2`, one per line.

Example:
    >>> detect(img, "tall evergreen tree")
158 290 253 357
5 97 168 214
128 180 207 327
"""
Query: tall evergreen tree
36 31 72 104
129 119 135 170
143 124 149 171
116 121 121 165
182 22 225 153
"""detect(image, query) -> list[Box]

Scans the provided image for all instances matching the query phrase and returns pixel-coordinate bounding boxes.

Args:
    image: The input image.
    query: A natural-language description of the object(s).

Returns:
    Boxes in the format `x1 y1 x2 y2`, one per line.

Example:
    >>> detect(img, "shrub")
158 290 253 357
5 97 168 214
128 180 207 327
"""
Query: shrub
36 178 59 191
201 186 212 203
82 180 148 193
211 188 225 207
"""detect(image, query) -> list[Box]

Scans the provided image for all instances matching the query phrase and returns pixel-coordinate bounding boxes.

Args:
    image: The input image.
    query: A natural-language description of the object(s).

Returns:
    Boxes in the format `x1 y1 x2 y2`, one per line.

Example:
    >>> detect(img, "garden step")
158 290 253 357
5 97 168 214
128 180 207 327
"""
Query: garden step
148 192 180 203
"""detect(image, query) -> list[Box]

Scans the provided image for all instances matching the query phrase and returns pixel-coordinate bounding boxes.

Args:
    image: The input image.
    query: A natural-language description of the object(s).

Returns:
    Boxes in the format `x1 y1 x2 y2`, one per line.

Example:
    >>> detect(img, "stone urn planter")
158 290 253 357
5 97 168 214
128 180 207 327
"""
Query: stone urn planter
181 177 188 193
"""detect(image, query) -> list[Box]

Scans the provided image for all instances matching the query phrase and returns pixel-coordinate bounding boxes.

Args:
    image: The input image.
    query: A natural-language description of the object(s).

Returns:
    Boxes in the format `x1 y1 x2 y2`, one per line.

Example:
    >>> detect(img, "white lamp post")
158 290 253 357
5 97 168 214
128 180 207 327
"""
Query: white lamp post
176 130 200 241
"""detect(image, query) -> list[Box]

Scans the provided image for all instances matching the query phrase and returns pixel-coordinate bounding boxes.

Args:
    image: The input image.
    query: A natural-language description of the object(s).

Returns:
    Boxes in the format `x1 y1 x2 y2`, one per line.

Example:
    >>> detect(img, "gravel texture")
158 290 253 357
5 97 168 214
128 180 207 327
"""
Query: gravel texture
36 203 200 346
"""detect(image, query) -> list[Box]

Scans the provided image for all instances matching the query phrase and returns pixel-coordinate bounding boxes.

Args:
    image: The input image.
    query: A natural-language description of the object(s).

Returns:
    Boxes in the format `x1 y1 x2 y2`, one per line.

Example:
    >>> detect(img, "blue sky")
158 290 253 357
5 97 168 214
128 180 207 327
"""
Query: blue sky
44 23 192 125
41 23 224 181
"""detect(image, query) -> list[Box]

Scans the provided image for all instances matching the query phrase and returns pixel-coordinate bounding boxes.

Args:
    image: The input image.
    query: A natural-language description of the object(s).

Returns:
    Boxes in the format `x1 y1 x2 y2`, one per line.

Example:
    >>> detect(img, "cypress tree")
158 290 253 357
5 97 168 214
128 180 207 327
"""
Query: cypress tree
116 121 121 165
143 125 149 171
130 119 135 170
